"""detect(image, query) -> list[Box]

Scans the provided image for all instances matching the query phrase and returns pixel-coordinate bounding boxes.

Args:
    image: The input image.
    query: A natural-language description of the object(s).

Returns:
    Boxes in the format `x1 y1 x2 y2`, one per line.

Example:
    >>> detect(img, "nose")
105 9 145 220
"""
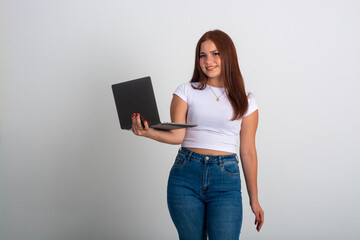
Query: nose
205 56 214 65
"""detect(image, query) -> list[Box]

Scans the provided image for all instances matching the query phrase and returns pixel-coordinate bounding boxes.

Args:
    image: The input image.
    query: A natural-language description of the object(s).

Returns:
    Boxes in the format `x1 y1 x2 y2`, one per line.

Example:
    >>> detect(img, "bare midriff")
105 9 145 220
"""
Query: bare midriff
186 147 234 156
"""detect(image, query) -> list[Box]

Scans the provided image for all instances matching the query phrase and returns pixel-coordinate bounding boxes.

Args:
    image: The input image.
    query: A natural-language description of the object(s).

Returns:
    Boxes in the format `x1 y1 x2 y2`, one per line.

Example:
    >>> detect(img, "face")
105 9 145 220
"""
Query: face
199 40 221 81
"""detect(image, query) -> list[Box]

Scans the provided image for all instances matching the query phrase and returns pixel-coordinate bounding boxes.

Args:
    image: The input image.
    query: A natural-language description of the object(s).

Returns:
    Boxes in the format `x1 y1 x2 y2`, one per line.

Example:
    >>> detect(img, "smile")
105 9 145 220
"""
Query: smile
206 66 217 71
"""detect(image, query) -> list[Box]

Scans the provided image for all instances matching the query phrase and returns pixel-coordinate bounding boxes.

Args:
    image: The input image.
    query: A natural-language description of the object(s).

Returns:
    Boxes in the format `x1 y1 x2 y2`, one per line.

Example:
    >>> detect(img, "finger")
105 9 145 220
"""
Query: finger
131 124 137 135
256 212 264 232
257 220 264 232
131 113 136 126
131 113 137 134
143 120 149 129
136 113 143 129
257 219 263 232
254 213 260 225
131 123 137 134
255 218 260 228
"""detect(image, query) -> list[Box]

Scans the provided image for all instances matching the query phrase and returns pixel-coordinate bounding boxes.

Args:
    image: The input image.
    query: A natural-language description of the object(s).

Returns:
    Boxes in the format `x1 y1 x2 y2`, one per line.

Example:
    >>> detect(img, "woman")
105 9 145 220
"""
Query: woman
131 30 264 240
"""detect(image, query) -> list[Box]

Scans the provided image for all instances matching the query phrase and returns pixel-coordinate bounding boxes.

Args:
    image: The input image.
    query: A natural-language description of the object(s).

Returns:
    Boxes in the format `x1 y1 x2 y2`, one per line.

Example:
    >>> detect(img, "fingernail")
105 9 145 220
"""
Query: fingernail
137 113 139 117
132 113 135 117
144 121 147 124
258 219 261 223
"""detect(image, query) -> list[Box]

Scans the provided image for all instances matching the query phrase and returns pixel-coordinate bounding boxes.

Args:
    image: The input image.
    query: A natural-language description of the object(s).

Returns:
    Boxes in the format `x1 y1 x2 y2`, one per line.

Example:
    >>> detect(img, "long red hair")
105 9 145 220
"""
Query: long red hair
190 30 248 120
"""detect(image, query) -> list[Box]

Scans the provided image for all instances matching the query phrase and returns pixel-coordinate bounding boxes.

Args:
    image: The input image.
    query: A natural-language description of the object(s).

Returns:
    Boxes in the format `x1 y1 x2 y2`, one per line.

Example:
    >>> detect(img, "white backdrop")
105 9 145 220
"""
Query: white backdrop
1 0 360 239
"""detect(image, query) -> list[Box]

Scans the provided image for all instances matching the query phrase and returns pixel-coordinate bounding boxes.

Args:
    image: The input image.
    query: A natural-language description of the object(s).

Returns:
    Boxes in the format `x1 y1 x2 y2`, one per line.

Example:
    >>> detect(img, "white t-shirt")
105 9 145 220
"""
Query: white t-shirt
173 82 258 153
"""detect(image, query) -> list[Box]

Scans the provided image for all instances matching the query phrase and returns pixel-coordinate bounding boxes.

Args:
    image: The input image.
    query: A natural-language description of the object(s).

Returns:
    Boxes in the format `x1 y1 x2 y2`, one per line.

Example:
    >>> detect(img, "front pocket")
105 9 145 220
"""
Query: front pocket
173 153 187 167
221 161 240 175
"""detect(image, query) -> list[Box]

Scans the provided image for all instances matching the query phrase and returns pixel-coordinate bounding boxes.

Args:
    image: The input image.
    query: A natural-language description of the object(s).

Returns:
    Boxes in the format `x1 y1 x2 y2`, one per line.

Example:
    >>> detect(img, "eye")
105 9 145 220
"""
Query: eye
212 52 219 56
199 54 206 58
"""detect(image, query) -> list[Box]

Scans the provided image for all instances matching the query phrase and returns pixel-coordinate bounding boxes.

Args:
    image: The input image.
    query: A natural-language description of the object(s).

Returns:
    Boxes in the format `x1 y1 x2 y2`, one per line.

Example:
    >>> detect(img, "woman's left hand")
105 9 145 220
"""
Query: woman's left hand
251 201 264 232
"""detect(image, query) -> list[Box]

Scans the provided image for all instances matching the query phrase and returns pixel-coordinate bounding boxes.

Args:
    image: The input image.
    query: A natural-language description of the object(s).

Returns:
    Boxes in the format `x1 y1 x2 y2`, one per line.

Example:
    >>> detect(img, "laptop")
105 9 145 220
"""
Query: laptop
112 76 197 130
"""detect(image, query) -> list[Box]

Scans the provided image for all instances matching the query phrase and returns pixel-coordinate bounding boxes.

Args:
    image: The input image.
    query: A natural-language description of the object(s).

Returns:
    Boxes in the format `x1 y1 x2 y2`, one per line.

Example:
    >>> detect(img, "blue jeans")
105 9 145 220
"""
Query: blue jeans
167 147 243 240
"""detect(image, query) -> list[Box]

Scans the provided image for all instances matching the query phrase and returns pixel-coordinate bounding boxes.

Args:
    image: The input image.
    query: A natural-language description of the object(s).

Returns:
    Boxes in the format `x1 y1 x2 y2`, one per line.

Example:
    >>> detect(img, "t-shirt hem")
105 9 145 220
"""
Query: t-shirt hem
173 92 187 103
181 144 237 154
243 106 258 118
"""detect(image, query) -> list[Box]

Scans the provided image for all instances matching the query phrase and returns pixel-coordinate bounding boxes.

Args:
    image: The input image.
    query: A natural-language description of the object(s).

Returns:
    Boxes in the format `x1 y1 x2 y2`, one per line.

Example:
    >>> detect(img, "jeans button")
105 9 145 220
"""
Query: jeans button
205 156 209 160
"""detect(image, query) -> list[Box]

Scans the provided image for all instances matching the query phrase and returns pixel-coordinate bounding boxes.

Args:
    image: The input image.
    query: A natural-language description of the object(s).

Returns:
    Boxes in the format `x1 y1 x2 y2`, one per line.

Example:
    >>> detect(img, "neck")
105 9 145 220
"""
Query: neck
207 78 224 88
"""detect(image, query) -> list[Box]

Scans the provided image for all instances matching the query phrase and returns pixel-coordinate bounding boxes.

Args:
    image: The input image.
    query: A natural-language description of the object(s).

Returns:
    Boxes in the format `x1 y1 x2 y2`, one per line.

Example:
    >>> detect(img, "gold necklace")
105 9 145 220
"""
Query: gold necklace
208 85 225 102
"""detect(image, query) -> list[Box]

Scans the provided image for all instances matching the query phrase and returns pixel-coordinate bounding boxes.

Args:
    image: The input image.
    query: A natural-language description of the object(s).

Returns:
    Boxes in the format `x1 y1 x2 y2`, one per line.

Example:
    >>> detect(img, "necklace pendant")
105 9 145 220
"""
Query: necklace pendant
216 98 220 102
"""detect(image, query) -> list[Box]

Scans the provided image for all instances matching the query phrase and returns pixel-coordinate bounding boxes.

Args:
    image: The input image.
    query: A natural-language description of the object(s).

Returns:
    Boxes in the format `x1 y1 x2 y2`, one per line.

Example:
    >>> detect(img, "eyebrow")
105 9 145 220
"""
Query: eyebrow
200 50 219 54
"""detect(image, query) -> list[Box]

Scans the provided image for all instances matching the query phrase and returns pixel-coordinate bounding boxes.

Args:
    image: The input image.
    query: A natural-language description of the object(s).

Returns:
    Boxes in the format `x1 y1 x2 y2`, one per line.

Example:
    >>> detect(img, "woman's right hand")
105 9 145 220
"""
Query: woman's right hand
131 113 155 138
129 95 188 145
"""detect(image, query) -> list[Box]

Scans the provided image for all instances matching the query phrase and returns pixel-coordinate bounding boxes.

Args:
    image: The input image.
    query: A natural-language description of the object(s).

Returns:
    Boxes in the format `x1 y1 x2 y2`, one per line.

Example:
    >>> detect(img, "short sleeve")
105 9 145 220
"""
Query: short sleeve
173 82 189 103
242 93 258 118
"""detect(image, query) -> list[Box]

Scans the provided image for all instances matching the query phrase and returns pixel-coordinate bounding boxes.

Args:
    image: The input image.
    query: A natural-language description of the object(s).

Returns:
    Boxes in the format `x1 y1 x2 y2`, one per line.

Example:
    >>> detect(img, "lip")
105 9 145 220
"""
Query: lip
206 66 217 71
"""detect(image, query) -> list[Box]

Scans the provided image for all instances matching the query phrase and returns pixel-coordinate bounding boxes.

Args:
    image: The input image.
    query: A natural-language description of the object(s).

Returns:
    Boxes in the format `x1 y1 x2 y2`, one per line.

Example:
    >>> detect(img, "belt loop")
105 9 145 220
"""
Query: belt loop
235 154 239 163
186 151 193 162
178 147 183 156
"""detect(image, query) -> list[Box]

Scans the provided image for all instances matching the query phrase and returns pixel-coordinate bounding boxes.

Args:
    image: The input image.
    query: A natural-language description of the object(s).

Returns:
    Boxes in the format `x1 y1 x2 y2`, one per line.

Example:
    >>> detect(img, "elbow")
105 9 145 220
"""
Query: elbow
170 129 185 145
240 151 256 161
172 136 185 145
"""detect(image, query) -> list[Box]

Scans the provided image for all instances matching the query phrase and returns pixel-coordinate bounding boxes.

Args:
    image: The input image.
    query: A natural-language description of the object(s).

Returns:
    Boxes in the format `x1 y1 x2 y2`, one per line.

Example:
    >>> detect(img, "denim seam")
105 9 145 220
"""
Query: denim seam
208 166 211 192
202 161 208 193
221 162 241 175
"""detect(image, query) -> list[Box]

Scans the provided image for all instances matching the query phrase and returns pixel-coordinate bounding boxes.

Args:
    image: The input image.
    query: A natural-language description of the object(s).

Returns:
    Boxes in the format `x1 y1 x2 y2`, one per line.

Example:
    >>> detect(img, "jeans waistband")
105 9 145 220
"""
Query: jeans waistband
178 147 238 163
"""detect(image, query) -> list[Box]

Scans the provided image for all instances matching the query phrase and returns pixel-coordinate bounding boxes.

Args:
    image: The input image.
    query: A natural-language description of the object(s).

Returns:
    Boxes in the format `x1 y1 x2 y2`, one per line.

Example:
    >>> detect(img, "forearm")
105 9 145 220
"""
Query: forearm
131 113 185 144
148 128 185 145
240 152 259 204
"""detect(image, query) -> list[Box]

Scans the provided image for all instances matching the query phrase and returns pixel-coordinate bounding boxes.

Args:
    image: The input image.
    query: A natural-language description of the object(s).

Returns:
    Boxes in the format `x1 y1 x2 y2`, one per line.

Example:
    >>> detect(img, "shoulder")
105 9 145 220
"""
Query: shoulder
176 82 199 90
243 92 258 118
173 82 199 103
174 82 200 94
247 92 256 104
